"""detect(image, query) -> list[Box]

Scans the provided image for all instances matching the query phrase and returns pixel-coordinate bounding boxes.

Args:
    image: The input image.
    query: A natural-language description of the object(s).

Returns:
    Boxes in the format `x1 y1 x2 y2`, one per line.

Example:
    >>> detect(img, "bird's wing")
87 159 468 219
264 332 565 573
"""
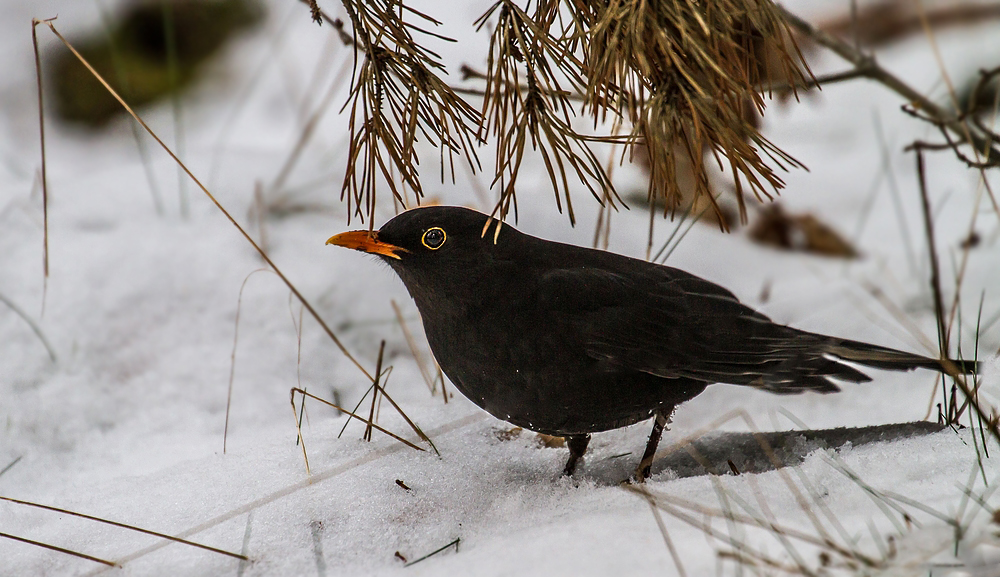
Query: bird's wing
538 265 870 393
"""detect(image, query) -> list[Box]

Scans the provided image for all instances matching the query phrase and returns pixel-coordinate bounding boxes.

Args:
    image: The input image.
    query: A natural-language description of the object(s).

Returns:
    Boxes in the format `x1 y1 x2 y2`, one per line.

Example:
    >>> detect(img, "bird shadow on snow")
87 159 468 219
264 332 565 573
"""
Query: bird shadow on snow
579 421 946 485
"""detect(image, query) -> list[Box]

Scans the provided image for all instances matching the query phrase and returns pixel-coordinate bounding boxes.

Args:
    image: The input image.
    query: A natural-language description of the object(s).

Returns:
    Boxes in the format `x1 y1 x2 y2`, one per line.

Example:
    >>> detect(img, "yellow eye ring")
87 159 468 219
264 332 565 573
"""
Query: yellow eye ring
421 227 446 250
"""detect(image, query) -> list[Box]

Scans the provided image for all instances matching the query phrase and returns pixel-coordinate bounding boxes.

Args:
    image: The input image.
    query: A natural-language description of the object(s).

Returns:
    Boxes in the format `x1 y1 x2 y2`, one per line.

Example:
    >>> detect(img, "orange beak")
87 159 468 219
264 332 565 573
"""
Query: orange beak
326 230 407 260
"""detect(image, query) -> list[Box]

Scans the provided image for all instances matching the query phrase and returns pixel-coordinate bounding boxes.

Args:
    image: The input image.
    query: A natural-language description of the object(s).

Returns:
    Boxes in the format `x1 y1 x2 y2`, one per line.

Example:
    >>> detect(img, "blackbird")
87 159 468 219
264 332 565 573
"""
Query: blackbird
327 206 978 480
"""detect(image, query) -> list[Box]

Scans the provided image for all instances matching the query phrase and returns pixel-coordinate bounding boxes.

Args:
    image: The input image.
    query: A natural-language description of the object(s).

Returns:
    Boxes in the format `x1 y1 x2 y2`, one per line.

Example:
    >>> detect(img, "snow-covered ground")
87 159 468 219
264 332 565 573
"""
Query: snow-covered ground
2 1 999 575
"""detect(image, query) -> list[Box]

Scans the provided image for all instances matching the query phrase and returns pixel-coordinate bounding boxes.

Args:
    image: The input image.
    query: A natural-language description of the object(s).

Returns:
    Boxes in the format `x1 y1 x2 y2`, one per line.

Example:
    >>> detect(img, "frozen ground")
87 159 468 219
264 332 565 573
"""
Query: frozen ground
1 0 999 575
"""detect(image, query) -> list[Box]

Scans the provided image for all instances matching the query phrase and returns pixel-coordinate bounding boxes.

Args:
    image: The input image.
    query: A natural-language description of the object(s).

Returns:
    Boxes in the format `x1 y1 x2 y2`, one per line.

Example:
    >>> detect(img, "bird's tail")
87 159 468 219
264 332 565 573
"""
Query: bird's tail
732 330 980 395
823 337 980 375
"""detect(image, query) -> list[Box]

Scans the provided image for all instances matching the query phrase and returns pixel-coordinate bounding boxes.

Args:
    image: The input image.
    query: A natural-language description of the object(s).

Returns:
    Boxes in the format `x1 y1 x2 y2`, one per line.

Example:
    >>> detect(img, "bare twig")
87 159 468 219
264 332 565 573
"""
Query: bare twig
778 6 1000 169
903 111 1000 171
910 143 998 442
369 378 440 456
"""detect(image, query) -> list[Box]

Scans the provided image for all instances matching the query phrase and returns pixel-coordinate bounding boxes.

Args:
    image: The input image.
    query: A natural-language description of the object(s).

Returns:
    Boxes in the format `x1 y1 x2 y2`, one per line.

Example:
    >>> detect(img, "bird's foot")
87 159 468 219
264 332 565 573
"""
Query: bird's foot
561 434 591 476
562 455 581 477
631 409 671 483
630 460 654 484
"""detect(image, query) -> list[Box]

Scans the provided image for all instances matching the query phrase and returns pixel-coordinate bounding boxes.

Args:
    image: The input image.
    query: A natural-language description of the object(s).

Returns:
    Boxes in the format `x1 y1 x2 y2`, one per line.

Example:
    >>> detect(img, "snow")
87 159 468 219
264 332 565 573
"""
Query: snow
1 0 999 575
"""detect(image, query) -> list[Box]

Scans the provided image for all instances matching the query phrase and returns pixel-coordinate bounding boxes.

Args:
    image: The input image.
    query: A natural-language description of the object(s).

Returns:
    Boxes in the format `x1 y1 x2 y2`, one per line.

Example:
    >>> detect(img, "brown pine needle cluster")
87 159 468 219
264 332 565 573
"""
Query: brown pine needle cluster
338 0 483 226
476 0 617 224
573 0 809 223
330 0 811 225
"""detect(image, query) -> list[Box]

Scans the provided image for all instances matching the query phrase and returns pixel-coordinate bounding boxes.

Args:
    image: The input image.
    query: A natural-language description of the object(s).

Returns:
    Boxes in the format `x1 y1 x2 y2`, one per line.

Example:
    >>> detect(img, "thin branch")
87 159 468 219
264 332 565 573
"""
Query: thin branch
778 6 1000 167
902 108 1000 171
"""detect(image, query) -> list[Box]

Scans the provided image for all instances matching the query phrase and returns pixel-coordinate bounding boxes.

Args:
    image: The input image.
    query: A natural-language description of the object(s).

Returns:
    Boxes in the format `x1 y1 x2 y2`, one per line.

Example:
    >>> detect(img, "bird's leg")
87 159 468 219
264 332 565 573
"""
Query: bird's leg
562 434 591 476
634 409 671 482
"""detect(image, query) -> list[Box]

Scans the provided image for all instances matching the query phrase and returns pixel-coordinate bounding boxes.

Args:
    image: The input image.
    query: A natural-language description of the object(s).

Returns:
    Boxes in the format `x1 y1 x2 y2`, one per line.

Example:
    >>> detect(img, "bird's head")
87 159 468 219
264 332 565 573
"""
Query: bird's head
326 206 508 295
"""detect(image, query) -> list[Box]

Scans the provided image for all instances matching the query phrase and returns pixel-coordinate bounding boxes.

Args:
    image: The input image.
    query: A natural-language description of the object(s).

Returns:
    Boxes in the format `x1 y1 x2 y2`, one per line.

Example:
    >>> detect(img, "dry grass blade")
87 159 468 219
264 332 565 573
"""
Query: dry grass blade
824 454 953 528
35 20 378 386
676 410 839 545
628 485 863 572
403 537 460 567
236 512 254 577
336 1 482 226
704 472 816 573
434 359 447 404
632 485 687 577
910 146 998 444
31 19 51 313
0 496 247 561
0 455 23 479
268 52 354 196
643 409 941 571
328 343 438 453
0 290 57 363
369 376 440 455
291 387 312 474
290 387 426 452
224 269 273 454
620 391 996 575
391 299 436 396
0 532 117 567
624 484 825 575
914 150 950 365
626 437 985 576
364 341 387 442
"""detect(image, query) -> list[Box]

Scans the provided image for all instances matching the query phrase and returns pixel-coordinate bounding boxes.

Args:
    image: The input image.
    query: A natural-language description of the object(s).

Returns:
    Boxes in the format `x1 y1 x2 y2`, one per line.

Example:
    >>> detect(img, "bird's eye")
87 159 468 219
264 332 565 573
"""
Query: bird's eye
421 227 446 250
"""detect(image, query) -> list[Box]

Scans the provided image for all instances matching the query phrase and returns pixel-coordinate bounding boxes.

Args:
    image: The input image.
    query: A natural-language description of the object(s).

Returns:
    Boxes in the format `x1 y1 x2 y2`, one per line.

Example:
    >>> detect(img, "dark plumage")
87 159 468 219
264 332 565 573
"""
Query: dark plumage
327 206 978 480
